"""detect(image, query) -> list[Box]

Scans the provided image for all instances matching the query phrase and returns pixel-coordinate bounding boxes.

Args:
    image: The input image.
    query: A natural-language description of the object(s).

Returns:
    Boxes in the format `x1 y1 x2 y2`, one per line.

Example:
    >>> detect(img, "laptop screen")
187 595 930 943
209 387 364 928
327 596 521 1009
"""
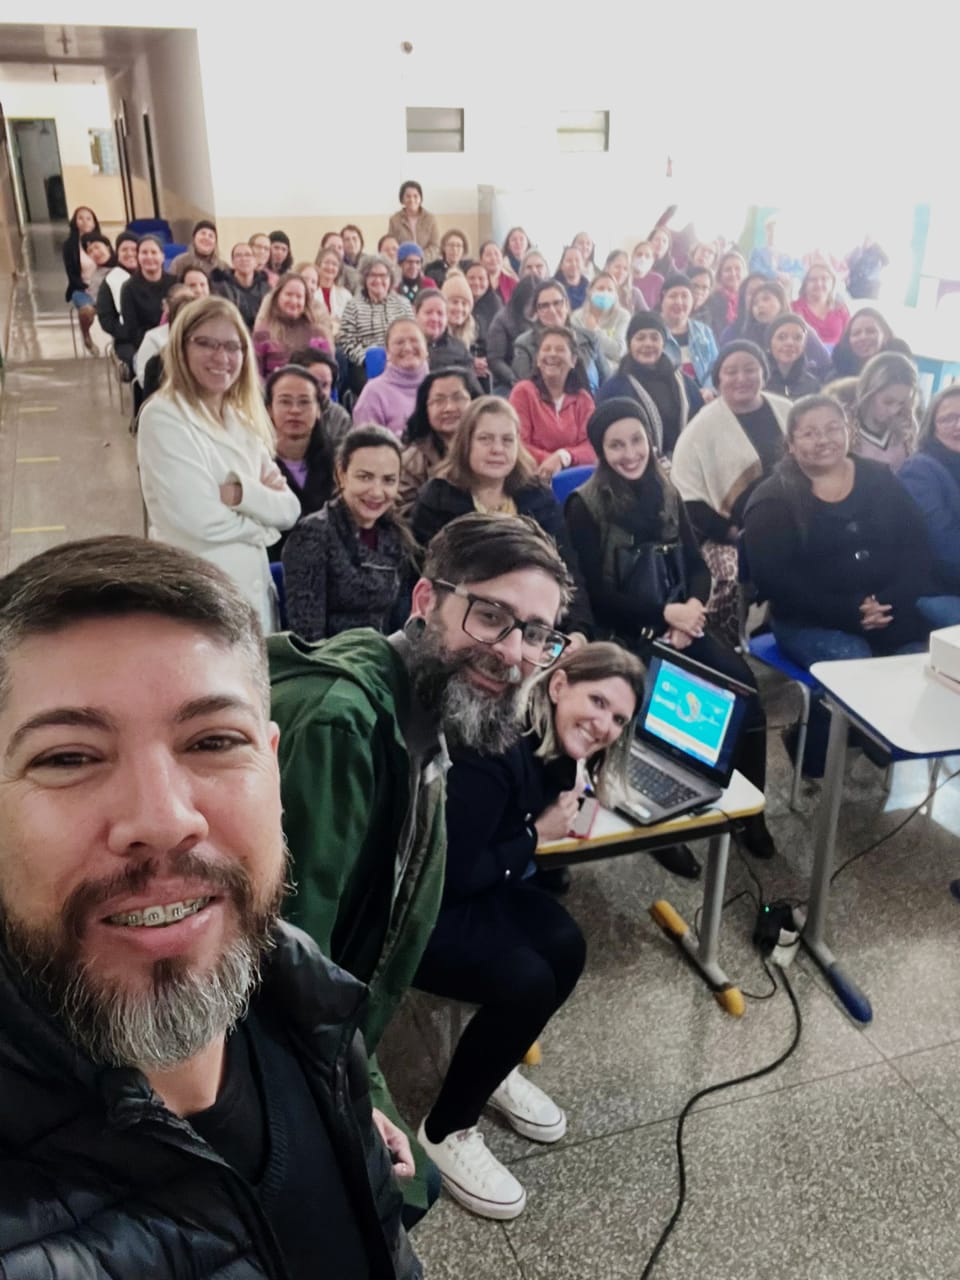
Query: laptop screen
635 650 749 786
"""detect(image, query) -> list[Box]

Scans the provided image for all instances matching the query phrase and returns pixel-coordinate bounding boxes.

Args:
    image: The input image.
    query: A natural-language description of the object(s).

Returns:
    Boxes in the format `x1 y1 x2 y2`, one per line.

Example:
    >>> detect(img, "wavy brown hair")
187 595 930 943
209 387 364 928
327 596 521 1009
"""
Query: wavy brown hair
254 273 333 351
438 396 538 496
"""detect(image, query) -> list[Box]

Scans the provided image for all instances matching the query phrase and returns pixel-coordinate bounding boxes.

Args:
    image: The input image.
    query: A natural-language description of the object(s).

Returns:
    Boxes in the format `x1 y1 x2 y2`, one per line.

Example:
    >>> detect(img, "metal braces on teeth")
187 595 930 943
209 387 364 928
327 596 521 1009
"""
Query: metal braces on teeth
111 898 209 927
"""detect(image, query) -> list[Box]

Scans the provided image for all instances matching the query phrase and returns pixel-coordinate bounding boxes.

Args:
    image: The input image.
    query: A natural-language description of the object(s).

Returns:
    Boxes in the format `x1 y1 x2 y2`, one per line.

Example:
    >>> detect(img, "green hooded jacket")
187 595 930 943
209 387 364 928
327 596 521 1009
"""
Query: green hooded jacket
268 628 447 1209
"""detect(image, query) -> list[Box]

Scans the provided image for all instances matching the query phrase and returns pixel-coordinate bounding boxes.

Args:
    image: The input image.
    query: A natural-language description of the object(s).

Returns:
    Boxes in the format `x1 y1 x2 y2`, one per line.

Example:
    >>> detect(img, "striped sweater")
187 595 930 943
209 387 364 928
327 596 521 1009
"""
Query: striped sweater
339 293 414 366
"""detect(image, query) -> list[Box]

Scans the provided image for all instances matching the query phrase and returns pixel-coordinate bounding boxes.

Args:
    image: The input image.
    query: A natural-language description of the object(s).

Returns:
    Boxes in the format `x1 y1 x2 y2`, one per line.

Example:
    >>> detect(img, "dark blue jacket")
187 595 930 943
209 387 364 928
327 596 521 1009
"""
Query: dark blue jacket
439 735 576 909
899 450 960 592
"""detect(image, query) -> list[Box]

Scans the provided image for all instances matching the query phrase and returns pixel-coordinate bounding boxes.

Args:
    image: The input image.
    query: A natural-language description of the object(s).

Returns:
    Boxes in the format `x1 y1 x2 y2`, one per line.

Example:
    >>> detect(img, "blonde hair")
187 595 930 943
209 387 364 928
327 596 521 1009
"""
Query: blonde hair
160 295 276 449
852 351 919 454
441 273 477 348
439 396 537 495
294 260 319 281
253 272 333 351
822 376 859 423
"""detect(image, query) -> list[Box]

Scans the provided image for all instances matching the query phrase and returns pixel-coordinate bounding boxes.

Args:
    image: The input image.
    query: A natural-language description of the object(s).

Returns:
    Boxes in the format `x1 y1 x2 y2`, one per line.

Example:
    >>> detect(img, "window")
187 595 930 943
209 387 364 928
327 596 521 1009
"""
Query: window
557 110 609 153
88 128 119 176
406 107 464 153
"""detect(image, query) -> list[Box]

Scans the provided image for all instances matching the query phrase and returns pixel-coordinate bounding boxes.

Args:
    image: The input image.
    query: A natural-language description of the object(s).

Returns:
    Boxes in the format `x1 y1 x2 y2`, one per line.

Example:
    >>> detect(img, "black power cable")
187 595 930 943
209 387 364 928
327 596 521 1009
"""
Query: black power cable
639 766 960 1277
639 967 803 1279
829 765 960 885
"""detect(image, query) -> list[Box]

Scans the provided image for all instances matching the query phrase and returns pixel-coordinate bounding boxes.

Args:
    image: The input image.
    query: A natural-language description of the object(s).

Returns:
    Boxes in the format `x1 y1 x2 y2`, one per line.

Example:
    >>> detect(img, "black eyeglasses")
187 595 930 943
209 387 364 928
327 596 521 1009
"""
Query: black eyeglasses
432 580 569 667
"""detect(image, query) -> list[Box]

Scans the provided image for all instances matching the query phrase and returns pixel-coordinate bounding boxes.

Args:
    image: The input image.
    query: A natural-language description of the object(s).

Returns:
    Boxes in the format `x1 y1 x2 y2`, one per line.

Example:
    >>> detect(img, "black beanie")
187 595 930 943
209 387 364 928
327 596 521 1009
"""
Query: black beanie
766 312 807 344
660 272 693 300
587 397 659 457
116 230 140 248
627 311 668 344
193 219 217 236
711 340 769 386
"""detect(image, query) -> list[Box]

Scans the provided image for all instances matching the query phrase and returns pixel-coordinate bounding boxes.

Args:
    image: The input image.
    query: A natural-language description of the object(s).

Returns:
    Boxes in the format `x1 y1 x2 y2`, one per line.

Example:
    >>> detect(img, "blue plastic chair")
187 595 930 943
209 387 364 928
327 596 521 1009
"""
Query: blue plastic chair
737 534 816 810
127 218 173 245
270 561 288 630
364 347 387 380
551 464 595 503
163 243 188 269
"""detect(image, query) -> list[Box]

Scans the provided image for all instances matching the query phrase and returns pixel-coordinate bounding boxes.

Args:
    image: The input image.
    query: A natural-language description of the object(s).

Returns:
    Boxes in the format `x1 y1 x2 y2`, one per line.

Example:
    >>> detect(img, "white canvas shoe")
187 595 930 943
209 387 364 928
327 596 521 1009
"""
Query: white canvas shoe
488 1068 567 1143
417 1120 526 1220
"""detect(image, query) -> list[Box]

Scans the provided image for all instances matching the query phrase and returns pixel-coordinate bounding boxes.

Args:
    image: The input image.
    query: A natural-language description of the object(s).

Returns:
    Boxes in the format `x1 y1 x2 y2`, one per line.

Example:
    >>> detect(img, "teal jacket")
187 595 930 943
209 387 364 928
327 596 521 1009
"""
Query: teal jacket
269 629 447 1209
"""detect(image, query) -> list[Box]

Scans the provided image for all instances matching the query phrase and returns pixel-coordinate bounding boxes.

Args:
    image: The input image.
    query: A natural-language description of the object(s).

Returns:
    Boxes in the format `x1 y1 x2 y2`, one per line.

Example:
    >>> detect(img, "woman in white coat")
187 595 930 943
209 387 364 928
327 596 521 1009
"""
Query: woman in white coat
137 294 300 633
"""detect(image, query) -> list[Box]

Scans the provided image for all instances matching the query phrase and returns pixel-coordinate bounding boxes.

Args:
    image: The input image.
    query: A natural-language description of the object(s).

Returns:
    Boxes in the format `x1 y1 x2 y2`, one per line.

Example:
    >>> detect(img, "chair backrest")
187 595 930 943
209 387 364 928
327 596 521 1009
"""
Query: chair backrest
127 218 174 245
163 243 188 269
269 560 288 630
364 346 387 379
551 464 595 503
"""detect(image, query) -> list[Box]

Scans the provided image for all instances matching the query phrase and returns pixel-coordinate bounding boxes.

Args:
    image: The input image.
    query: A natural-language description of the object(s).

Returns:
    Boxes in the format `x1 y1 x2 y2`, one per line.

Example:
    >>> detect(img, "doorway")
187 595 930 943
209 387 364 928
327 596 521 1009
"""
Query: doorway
10 117 66 222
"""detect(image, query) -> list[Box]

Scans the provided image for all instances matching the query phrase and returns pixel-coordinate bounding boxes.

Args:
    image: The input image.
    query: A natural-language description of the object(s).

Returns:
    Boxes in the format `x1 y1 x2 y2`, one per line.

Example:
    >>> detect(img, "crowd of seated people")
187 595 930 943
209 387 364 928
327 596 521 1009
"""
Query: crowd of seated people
47 190 960 1262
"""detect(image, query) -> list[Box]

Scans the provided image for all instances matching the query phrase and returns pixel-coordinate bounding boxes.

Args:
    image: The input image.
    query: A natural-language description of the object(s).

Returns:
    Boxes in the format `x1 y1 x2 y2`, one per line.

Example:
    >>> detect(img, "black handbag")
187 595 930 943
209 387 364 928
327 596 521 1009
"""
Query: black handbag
613 540 687 613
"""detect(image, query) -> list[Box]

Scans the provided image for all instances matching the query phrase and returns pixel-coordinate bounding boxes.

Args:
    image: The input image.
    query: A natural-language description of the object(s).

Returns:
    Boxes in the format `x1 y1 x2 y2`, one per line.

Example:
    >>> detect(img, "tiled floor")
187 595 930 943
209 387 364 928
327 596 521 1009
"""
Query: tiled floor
0 224 143 574
4 229 960 1279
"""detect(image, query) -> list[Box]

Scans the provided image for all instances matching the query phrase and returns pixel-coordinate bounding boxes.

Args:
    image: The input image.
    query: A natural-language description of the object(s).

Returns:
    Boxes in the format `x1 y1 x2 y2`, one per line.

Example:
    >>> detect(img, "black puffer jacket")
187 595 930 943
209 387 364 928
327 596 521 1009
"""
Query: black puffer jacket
0 923 422 1280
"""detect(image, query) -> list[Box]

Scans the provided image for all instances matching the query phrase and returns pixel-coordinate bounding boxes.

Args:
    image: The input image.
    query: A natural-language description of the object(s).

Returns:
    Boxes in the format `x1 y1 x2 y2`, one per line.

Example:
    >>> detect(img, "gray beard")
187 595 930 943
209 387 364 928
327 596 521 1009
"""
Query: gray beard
49 935 262 1071
442 674 524 755
1 848 284 1071
406 621 526 756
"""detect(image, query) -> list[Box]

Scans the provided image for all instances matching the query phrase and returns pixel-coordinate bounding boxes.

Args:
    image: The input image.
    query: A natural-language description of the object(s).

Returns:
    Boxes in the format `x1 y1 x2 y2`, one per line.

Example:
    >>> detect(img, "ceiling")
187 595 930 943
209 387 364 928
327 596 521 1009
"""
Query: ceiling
0 24 177 72
0 61 107 84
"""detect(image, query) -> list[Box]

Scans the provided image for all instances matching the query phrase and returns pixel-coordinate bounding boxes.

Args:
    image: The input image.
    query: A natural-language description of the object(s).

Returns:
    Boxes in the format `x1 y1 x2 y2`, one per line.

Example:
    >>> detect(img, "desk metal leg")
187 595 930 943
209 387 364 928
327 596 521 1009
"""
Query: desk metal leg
650 833 745 1016
796 704 873 1023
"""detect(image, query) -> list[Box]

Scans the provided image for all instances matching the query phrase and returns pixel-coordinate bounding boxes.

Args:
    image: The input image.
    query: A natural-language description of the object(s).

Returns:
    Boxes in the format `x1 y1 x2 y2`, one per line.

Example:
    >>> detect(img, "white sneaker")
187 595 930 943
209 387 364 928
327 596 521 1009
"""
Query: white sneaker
488 1068 567 1143
417 1120 526 1220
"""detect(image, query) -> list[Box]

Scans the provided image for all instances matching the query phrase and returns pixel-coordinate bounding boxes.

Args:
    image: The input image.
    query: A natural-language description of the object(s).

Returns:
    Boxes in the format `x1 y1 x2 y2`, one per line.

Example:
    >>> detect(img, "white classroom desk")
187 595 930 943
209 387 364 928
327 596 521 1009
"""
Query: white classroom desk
800 654 960 1022
538 772 764 1015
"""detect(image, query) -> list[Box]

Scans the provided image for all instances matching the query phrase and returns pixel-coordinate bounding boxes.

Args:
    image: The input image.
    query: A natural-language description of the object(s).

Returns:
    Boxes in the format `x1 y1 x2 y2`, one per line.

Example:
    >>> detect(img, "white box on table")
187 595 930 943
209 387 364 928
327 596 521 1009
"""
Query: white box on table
929 625 960 689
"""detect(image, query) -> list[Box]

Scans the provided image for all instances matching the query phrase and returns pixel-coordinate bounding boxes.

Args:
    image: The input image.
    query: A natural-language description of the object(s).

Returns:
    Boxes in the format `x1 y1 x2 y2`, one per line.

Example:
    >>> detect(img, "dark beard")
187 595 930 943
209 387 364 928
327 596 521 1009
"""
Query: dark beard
406 623 525 756
0 847 288 1071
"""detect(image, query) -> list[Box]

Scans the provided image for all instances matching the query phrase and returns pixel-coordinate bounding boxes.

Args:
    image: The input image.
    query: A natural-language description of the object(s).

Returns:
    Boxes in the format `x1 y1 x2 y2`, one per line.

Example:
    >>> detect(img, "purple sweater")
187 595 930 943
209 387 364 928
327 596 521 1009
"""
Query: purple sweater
352 362 429 437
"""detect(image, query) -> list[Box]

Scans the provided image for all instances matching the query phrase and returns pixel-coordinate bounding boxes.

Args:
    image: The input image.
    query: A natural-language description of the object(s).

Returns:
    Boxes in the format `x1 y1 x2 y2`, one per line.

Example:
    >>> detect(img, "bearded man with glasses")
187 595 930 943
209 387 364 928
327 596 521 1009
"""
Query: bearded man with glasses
269 513 573 1221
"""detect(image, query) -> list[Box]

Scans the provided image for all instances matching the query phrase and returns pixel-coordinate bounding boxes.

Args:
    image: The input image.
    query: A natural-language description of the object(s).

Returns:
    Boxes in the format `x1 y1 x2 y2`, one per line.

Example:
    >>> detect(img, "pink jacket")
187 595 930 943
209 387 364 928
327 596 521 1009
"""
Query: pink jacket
509 381 596 464
791 298 850 348
253 331 330 381
352 362 429 437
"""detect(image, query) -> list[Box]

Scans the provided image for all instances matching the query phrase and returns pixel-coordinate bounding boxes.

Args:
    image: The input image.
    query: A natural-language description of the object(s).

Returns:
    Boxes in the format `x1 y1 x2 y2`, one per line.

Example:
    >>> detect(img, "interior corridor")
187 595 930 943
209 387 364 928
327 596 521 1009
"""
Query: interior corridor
0 224 143 575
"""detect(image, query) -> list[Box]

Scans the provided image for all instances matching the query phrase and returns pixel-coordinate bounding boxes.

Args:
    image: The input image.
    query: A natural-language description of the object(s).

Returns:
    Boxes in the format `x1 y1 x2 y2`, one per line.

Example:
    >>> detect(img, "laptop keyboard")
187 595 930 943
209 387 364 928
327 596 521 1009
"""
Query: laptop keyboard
628 756 699 810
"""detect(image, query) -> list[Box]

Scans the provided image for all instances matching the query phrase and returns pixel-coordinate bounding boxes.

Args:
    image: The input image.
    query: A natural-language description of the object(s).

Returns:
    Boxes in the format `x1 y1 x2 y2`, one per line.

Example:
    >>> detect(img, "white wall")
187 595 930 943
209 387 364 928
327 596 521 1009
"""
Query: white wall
0 73 125 221
107 27 214 234
0 1 954 260
0 76 106 171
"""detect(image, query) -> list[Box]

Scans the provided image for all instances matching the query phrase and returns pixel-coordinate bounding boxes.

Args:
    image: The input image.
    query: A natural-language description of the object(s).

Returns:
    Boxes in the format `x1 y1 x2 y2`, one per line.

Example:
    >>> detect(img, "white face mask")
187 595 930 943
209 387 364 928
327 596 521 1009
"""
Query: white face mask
633 258 652 277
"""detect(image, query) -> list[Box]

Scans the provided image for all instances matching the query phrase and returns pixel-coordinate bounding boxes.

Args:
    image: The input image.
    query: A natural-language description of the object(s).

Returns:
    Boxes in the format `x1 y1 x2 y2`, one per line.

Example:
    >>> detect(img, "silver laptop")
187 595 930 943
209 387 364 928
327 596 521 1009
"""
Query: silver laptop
617 644 752 826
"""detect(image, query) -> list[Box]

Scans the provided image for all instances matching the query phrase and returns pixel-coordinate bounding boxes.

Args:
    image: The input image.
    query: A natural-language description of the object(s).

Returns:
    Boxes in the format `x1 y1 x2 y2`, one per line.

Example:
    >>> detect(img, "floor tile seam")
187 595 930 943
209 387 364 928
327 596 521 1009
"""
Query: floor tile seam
500 1058 893 1168
881 1033 960 1064
883 1054 960 1143
500 1222 527 1277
